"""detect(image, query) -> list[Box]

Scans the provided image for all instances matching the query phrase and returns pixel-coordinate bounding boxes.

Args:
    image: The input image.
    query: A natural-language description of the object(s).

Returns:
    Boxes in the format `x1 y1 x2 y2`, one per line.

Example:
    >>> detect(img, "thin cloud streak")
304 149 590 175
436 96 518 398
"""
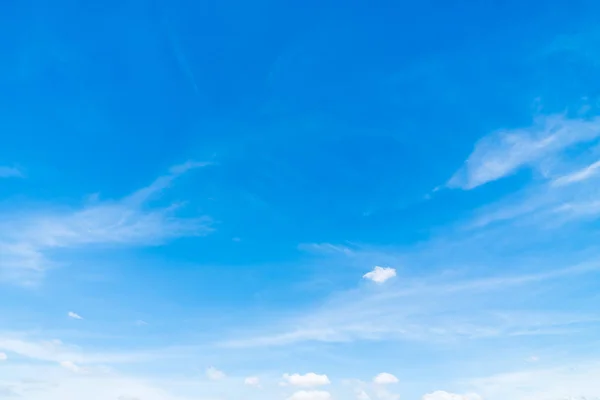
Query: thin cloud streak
0 166 24 178
0 161 213 284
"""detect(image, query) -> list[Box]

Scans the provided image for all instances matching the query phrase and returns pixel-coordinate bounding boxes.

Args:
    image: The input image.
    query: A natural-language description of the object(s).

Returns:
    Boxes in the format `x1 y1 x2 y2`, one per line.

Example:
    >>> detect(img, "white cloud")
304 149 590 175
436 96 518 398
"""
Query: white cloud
363 266 396 284
0 161 212 284
0 352 6 361
0 166 24 178
283 373 331 387
287 390 332 400
375 388 400 400
60 360 82 373
373 373 398 385
206 366 225 381
68 311 83 320
467 361 600 400
422 391 482 400
0 335 158 365
356 389 371 400
448 114 600 190
244 376 260 387
552 159 600 186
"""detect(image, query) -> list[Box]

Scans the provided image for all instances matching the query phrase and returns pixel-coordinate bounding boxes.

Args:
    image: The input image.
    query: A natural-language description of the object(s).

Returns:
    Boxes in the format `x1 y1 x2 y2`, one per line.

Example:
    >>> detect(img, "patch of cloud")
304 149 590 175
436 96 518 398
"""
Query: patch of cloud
287 390 332 400
244 376 260 387
552 159 600 186
0 334 159 365
219 253 600 349
283 373 331 387
60 360 82 373
0 166 24 179
68 311 83 320
448 114 600 190
421 391 482 400
0 161 212 284
468 361 600 400
363 266 396 284
0 352 7 361
374 388 400 400
206 366 225 381
373 373 398 385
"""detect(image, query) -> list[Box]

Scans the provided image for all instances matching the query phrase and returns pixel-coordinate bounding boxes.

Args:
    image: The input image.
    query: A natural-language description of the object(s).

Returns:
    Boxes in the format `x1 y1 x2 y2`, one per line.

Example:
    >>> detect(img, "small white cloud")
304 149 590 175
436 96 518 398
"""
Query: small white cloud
60 361 81 373
373 373 399 385
206 366 225 381
244 376 260 387
283 373 331 387
527 355 540 362
357 389 371 400
422 391 482 400
287 390 332 400
68 312 83 320
363 266 396 284
0 352 7 361
134 320 148 326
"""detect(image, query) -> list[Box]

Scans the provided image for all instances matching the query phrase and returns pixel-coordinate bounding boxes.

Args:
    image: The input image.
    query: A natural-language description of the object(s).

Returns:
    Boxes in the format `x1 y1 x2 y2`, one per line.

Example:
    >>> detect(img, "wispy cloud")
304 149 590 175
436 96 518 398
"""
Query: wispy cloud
206 366 226 381
0 166 24 179
220 258 600 348
448 114 600 190
0 161 212 284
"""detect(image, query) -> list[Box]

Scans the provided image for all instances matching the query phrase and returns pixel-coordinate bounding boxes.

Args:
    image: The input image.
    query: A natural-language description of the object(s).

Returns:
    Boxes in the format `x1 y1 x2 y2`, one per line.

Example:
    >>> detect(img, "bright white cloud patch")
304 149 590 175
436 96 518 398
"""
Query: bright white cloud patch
287 390 332 400
422 391 482 400
373 373 399 385
363 266 396 284
283 373 331 387
244 376 260 386
0 352 6 361
68 311 83 320
206 366 225 380
356 390 371 400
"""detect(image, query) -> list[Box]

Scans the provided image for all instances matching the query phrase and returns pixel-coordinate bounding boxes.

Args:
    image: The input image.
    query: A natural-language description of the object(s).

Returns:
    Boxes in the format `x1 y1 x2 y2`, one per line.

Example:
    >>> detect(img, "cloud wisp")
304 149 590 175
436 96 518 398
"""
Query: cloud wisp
448 114 600 190
0 166 24 179
0 161 212 285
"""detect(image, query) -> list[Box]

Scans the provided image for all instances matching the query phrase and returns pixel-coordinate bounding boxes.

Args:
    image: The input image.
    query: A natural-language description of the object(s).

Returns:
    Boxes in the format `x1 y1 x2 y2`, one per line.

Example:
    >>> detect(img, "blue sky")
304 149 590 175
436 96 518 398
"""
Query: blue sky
2 0 600 399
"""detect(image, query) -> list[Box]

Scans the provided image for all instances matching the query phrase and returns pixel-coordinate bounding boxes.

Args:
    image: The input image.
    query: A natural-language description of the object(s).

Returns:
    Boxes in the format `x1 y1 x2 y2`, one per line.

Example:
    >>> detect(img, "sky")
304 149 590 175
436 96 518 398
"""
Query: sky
1 0 600 399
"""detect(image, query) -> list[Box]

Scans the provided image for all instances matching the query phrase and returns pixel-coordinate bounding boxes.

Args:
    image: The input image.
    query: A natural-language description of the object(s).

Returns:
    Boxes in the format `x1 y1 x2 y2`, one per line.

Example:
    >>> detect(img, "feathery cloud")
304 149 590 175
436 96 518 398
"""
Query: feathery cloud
0 161 212 284
448 115 600 190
